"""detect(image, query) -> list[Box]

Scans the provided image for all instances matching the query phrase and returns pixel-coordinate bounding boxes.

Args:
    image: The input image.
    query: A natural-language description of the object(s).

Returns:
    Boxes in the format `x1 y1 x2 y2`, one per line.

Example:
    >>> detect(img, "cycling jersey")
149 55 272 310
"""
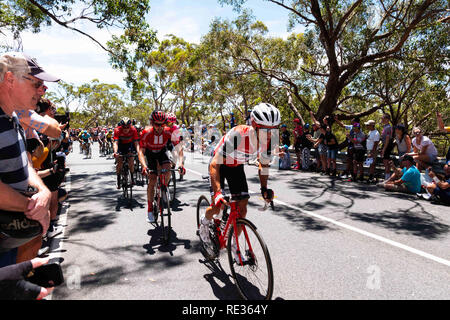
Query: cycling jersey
140 127 174 152
168 125 181 146
114 126 139 144
80 133 91 141
213 125 273 167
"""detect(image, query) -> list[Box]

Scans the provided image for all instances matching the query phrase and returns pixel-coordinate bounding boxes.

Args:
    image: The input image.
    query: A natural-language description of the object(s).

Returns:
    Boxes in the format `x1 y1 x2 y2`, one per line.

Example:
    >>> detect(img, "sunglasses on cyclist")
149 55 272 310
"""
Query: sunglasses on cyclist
22 76 45 89
153 122 165 127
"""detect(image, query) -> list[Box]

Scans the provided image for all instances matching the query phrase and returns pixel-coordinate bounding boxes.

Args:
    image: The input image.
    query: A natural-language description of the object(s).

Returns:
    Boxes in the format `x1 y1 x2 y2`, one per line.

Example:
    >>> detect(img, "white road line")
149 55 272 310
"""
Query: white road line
186 167 450 268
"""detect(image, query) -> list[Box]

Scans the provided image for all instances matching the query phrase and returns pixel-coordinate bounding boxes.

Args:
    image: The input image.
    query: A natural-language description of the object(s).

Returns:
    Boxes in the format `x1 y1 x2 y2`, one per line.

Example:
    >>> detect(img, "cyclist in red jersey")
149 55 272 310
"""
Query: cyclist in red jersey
113 117 139 189
198 103 280 261
166 112 186 176
138 111 175 223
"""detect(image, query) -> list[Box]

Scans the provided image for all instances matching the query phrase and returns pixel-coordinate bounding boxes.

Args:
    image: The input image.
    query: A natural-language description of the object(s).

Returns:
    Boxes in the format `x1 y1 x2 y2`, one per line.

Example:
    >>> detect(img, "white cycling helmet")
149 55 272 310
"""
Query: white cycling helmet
251 103 281 127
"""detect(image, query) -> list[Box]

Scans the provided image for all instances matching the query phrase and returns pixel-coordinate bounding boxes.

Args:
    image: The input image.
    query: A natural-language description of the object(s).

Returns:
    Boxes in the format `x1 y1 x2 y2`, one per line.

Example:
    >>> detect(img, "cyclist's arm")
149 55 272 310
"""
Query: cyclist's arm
209 152 222 195
138 147 147 171
113 140 119 155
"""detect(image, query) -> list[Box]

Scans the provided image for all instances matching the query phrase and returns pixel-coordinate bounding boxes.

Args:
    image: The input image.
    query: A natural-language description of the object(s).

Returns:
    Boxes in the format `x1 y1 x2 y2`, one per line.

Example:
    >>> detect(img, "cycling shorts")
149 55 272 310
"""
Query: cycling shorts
145 149 171 172
118 143 133 155
209 160 249 201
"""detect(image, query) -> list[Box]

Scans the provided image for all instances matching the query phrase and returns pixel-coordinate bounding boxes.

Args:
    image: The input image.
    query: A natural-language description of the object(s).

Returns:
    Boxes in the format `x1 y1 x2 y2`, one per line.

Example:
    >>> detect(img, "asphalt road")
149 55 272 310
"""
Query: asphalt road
51 141 450 300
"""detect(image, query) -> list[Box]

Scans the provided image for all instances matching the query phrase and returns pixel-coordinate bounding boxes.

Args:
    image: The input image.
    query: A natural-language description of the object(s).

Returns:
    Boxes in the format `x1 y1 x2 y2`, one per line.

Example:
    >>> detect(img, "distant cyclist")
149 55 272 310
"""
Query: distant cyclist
79 130 92 154
113 117 139 189
166 112 186 177
198 103 280 260
138 111 178 223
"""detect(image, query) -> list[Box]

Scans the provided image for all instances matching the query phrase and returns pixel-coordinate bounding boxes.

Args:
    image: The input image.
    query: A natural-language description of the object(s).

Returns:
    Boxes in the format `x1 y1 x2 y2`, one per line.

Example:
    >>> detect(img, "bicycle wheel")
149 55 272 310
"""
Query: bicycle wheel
122 169 129 199
168 170 176 203
227 218 274 300
196 195 210 229
160 186 171 244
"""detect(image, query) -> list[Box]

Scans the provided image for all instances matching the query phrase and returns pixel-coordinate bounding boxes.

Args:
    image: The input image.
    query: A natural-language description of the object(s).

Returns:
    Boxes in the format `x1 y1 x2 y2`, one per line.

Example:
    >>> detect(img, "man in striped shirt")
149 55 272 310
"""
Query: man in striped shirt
0 52 59 269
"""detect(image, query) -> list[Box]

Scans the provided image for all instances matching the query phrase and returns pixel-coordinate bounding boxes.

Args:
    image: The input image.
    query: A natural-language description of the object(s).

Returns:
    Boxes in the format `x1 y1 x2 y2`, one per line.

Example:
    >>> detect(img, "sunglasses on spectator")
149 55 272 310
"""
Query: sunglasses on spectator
22 76 44 89
414 131 421 135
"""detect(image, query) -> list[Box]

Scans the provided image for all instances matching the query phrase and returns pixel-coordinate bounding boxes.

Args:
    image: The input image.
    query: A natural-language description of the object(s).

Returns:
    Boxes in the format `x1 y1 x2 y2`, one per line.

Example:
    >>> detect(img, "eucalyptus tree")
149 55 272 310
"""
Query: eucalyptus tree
217 0 448 120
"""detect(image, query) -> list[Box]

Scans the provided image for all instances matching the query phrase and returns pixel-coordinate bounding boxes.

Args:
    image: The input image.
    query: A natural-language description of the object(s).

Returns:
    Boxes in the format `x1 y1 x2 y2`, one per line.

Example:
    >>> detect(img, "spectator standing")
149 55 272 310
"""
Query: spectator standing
380 113 395 181
308 124 328 174
409 126 438 171
245 109 251 126
292 118 303 170
300 124 313 170
229 112 236 129
365 120 380 183
324 126 338 176
350 123 366 181
280 124 291 147
0 52 59 268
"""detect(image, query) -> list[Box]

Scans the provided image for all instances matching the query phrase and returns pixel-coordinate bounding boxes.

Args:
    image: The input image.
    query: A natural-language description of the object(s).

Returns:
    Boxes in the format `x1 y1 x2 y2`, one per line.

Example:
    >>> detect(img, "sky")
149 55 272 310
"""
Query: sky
13 0 304 93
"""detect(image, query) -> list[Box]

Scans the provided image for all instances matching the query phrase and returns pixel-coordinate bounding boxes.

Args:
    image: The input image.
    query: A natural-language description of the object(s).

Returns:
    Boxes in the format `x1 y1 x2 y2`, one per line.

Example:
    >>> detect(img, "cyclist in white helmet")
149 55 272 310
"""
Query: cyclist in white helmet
198 103 280 260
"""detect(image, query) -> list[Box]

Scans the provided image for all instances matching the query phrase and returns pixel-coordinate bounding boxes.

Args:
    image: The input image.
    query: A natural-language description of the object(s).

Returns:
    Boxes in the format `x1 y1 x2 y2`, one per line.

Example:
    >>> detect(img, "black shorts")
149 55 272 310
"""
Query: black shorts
118 143 133 155
209 162 249 201
145 149 171 172
353 149 366 163
383 142 394 160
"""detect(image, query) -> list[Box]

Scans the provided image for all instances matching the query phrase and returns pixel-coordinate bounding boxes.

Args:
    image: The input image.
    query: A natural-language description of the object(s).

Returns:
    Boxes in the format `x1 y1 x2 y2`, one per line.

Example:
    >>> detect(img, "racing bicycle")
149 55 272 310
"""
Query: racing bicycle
196 176 274 300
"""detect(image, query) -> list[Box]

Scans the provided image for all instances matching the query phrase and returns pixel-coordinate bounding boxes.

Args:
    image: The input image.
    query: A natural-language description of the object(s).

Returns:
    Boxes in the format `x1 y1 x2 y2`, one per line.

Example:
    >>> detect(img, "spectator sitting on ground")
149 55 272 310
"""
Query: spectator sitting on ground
408 126 438 171
279 145 291 170
381 155 422 194
394 124 412 159
424 161 450 205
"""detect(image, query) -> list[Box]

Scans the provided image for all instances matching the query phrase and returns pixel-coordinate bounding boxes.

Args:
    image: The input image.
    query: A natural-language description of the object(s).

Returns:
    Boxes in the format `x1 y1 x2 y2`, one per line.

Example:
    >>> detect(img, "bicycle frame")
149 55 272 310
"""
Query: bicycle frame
215 202 254 266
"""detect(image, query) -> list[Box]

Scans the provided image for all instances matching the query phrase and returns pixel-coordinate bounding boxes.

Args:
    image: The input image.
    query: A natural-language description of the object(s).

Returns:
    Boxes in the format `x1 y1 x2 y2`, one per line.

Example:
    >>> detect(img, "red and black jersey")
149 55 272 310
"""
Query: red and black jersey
139 127 172 152
114 125 139 144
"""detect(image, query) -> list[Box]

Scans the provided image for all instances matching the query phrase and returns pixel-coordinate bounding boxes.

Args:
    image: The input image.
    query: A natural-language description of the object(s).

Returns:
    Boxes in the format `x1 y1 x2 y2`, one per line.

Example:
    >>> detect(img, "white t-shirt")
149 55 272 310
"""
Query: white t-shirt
412 136 438 157
366 130 380 151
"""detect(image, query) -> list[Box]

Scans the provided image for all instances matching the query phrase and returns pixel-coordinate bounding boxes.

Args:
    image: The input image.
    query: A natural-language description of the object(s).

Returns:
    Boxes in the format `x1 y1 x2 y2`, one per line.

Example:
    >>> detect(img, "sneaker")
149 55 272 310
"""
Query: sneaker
146 211 155 223
46 225 63 239
231 241 246 265
38 246 50 257
199 216 212 245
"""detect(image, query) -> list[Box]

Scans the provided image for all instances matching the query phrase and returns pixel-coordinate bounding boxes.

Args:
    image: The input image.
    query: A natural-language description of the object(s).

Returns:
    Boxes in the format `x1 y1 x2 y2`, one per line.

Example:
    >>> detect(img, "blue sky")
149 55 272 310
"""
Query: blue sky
17 0 303 91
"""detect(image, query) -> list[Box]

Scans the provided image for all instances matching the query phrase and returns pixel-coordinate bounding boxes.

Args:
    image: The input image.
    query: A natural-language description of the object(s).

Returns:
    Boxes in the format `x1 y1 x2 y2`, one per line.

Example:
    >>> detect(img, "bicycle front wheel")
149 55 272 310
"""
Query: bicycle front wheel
227 218 274 300
160 187 172 244
168 170 176 203
196 195 210 229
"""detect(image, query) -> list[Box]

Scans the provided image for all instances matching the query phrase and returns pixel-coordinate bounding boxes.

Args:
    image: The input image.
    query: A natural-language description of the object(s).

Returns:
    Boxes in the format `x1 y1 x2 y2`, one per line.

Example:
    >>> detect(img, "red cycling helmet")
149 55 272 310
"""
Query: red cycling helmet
151 110 167 123
167 112 177 123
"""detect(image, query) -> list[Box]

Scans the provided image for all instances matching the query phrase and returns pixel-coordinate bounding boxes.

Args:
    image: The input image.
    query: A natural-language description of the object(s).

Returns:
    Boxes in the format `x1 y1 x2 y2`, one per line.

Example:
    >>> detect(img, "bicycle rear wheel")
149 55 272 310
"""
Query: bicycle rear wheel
160 186 171 244
122 169 129 199
227 218 274 300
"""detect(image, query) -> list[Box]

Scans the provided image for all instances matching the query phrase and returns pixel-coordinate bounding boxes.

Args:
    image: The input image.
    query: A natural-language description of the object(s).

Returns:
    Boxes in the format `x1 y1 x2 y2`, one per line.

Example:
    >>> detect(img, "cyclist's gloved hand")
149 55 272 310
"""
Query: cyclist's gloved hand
179 166 186 176
213 192 227 208
261 187 274 202
142 166 149 176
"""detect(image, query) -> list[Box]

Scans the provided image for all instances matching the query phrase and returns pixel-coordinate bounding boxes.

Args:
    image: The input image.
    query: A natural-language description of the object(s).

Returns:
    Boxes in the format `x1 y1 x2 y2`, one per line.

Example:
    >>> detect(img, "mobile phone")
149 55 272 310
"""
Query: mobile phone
27 263 64 288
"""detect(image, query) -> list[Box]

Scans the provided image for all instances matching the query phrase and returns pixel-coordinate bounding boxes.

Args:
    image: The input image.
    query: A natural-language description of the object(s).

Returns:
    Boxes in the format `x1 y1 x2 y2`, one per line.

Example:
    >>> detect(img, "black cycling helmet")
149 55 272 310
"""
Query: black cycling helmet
151 110 167 123
0 210 42 253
